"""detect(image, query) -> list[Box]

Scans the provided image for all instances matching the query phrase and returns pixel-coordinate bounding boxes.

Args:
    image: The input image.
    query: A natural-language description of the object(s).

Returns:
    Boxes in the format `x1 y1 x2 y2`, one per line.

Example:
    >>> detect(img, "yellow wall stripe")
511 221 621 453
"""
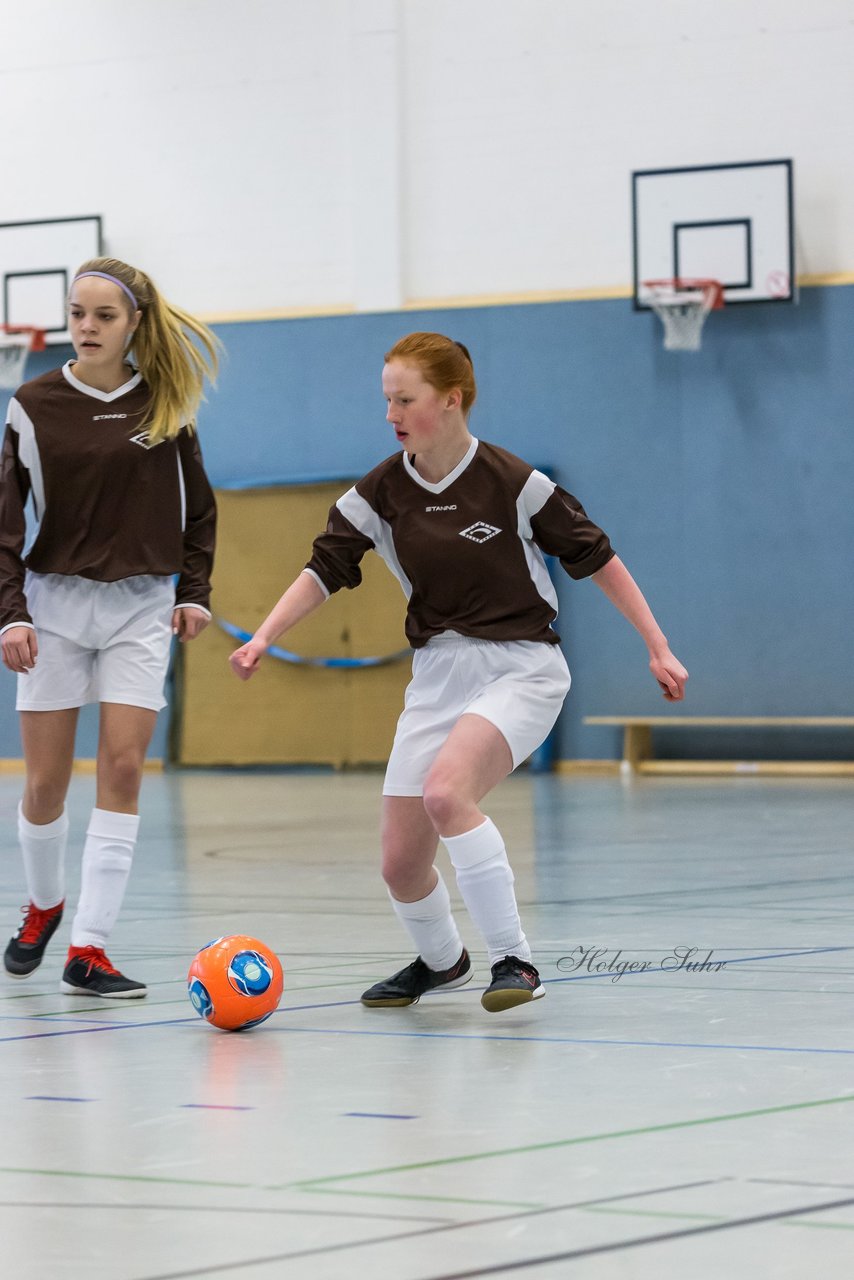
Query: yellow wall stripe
198 273 854 327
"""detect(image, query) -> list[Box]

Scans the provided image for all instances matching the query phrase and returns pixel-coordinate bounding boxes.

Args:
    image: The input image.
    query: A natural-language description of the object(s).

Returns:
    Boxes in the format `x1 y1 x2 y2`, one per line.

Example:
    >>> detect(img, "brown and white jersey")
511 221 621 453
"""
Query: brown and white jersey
0 362 216 631
305 438 614 648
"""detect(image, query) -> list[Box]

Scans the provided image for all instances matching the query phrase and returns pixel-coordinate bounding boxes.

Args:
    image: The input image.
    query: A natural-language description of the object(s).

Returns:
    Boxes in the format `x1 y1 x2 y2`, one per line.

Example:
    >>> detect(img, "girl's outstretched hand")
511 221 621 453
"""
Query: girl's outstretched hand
650 649 689 702
229 640 267 681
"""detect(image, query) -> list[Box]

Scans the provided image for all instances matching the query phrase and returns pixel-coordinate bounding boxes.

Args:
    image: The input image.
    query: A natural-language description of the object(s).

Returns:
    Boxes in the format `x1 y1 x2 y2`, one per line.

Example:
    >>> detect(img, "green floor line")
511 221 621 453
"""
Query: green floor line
1 1006 194 1022
0 1166 250 1190
0 1164 538 1208
590 1206 854 1232
288 1092 854 1190
782 1219 854 1231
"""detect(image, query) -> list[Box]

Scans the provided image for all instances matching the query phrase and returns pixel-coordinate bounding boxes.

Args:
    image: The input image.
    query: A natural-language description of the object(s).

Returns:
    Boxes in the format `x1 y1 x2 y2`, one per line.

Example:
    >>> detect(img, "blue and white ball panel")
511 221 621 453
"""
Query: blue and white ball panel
188 976 214 1021
227 950 274 996
237 1010 276 1031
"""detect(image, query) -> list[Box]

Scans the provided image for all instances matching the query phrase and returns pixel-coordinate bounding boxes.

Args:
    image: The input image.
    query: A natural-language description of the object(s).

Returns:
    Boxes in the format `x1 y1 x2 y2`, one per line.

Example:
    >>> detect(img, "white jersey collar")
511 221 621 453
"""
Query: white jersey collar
62 360 143 402
403 436 479 494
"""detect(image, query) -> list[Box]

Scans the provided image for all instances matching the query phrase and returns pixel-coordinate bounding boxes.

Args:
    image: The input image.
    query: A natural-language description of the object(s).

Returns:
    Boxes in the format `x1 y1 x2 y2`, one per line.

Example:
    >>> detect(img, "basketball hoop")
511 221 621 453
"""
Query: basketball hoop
641 279 724 351
0 325 47 392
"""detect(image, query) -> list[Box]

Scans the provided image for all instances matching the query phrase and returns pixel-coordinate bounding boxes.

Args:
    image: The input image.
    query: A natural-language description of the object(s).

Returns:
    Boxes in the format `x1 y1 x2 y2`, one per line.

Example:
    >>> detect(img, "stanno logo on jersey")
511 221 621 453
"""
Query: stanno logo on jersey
426 504 458 513
129 431 157 449
459 522 501 543
93 413 129 421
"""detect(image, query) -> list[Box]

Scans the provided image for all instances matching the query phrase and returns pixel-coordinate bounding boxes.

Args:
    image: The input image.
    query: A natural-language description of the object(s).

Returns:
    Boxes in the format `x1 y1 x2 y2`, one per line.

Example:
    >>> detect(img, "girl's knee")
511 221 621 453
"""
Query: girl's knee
381 844 436 901
381 846 411 894
23 777 68 822
98 749 145 803
421 772 459 832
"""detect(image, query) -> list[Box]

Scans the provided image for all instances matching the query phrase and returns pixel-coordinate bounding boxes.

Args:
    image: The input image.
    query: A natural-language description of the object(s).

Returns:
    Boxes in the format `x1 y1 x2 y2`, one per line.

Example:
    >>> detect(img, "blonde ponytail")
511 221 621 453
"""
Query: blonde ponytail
73 257 220 444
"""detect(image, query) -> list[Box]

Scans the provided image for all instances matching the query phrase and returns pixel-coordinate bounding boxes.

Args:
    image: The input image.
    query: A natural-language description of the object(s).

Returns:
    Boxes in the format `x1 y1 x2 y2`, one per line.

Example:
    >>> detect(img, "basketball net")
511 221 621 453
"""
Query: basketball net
0 326 46 391
642 279 724 351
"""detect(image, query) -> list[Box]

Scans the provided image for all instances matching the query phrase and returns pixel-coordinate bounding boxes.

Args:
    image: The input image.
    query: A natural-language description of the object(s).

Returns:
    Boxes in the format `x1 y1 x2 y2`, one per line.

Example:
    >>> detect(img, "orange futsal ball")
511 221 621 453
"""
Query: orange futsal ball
187 935 284 1031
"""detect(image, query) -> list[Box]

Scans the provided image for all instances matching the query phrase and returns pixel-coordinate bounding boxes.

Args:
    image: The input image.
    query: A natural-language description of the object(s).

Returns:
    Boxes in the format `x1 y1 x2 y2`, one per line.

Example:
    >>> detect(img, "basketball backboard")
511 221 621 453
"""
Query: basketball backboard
0 215 103 343
632 160 794 309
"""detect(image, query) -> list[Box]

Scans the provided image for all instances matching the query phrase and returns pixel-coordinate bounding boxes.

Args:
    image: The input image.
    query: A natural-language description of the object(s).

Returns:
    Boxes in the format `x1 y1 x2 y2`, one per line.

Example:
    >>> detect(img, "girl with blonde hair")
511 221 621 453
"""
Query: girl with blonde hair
1 257 220 997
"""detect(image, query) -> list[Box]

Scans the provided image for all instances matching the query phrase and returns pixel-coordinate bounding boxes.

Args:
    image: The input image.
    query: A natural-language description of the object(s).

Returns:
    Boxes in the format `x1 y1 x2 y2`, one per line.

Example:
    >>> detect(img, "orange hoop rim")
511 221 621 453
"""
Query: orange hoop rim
0 324 47 352
642 278 725 310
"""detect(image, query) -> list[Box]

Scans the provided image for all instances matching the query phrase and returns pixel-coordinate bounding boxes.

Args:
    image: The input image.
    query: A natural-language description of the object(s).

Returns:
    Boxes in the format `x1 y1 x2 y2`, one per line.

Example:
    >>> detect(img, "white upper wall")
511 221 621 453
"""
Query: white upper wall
2 0 852 316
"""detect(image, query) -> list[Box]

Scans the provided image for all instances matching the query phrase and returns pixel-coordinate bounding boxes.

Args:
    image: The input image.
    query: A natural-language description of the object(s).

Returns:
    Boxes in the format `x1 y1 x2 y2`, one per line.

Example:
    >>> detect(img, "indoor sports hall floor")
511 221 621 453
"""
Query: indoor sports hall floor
1 768 853 1280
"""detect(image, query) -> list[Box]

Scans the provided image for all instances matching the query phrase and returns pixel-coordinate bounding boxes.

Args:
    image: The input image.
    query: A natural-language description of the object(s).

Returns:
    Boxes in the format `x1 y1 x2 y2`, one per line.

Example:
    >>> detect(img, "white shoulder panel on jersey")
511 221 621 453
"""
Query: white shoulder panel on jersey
176 453 186 532
516 468 556 539
516 469 559 614
7 397 46 521
337 486 379 542
337 486 413 601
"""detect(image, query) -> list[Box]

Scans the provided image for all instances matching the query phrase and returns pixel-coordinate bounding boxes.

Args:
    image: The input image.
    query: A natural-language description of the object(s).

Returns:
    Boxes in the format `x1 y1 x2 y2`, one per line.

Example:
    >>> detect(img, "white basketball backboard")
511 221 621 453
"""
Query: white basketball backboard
632 160 794 308
0 216 103 343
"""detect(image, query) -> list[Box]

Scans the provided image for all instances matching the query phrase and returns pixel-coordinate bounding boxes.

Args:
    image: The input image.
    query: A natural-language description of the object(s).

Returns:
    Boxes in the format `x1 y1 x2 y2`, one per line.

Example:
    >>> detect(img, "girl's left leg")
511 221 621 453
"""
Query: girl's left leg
94 701 158 815
63 703 157 998
422 714 544 1009
421 711 513 838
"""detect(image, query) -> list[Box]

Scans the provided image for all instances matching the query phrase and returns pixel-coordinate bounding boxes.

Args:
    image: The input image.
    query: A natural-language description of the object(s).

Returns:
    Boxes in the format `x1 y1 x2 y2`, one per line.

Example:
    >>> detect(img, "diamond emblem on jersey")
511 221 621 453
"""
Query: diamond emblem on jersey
129 431 156 450
459 522 501 543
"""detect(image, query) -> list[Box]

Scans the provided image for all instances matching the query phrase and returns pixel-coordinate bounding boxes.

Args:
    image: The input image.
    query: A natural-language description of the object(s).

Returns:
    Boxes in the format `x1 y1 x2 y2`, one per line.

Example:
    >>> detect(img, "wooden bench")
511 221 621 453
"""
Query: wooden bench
582 716 854 776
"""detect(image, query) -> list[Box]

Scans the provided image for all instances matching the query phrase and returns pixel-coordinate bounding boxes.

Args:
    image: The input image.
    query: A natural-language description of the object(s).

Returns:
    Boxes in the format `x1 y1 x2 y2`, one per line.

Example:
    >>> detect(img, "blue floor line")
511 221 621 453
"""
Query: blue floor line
2 947 851 1046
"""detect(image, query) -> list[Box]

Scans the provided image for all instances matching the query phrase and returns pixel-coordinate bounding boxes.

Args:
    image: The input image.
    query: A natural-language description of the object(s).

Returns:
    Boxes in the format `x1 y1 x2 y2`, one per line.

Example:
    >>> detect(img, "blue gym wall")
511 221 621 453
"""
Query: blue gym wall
2 284 852 763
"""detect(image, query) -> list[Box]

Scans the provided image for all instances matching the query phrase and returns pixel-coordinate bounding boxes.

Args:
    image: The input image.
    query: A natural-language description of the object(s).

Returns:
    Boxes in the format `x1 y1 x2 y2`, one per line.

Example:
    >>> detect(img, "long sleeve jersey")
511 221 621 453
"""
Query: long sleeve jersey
0 362 216 631
305 438 614 649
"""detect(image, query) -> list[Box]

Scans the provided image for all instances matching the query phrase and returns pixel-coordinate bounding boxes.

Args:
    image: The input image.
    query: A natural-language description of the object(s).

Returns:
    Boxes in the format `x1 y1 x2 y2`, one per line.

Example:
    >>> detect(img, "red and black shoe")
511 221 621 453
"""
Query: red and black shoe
61 946 147 999
481 956 545 1012
4 901 65 977
361 949 472 1007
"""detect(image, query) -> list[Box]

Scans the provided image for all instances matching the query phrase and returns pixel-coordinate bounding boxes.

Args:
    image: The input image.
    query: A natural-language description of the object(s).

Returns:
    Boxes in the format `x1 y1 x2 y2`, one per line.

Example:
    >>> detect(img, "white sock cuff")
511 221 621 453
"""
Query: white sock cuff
390 870 451 920
441 818 505 871
18 803 69 840
87 808 141 842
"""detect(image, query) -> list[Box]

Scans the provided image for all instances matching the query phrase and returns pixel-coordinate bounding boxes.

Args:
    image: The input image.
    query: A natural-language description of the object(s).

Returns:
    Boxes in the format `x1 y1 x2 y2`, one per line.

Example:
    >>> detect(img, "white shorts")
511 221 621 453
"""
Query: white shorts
16 572 175 713
383 632 571 797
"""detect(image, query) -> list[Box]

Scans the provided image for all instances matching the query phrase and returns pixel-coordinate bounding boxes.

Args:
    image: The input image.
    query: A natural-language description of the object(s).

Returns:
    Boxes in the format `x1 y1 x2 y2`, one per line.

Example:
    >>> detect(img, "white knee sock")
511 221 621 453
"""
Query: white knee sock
442 818 531 968
390 871 464 971
18 803 68 910
71 809 140 950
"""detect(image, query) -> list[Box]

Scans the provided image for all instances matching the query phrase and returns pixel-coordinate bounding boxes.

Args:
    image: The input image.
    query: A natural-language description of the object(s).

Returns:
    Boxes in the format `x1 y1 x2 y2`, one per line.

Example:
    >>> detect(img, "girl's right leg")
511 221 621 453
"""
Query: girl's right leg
21 707 79 825
360 796 470 1006
380 794 439 902
4 709 78 977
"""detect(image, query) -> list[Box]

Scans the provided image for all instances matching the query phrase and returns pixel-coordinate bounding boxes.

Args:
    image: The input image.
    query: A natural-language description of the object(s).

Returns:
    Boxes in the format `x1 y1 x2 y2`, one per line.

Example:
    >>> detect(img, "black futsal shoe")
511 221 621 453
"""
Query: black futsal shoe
4 900 65 977
481 956 545 1012
61 946 147 999
361 948 472 1007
